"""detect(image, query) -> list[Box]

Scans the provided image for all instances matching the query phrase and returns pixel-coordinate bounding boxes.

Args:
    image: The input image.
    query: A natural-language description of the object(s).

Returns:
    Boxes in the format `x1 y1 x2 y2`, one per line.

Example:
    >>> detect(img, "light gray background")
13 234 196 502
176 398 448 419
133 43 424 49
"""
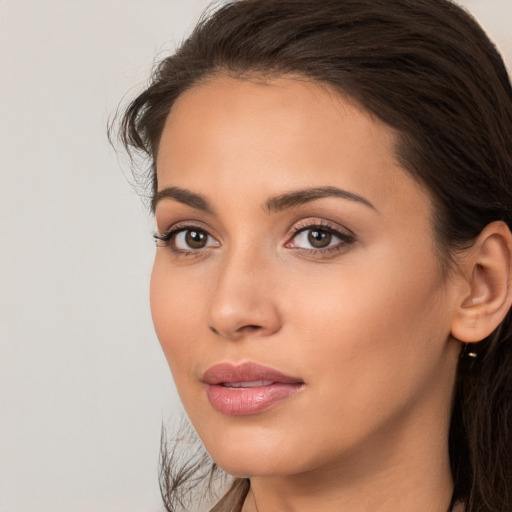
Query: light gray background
1 1 511 511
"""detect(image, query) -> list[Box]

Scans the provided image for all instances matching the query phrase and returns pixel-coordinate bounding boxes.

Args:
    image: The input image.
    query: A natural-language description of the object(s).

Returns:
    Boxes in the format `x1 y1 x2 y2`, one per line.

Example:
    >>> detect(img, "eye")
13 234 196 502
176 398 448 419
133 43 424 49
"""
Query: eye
285 222 355 253
175 228 215 250
153 225 220 253
295 228 336 249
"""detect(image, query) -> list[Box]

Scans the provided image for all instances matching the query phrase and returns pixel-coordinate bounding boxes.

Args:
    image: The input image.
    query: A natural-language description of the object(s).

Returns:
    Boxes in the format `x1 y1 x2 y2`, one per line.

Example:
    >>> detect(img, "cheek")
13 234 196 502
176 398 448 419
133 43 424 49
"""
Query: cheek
149 255 202 379
287 241 451 380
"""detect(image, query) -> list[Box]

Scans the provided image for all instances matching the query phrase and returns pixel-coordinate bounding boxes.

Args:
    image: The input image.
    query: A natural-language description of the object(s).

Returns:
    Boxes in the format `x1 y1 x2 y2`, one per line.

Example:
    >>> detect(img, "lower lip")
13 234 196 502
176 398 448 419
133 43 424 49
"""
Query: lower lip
206 383 303 416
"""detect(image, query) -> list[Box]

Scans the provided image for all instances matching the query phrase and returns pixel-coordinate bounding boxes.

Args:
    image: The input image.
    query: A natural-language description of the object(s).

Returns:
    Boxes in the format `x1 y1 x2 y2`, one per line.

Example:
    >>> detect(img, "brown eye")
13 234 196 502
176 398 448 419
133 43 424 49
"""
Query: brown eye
185 229 208 249
307 229 332 248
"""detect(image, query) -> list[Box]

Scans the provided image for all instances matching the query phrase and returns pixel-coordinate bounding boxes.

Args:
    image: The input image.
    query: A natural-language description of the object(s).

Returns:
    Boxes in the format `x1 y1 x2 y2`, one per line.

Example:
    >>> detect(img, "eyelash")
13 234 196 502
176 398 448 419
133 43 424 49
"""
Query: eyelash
153 220 355 257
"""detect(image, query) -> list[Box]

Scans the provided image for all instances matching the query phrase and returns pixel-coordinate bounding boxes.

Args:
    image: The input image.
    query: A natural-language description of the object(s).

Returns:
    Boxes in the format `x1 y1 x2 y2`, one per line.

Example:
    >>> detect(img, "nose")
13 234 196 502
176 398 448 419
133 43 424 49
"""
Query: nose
207 247 282 340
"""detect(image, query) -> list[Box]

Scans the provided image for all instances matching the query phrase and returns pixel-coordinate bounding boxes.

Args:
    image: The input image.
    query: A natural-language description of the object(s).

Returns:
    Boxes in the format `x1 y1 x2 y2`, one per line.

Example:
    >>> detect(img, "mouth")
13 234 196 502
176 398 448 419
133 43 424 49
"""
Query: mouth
220 380 274 388
202 362 305 416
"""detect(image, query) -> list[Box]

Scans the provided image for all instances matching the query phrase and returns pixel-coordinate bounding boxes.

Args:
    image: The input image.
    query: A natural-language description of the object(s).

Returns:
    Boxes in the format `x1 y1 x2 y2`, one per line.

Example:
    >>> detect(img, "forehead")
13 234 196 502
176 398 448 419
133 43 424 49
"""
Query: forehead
158 75 394 164
156 75 431 221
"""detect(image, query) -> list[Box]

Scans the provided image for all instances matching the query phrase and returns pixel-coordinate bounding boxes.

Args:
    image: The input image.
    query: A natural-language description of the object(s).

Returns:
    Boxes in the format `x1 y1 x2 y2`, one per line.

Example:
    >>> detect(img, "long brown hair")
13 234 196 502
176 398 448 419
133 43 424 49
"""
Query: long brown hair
114 1 512 510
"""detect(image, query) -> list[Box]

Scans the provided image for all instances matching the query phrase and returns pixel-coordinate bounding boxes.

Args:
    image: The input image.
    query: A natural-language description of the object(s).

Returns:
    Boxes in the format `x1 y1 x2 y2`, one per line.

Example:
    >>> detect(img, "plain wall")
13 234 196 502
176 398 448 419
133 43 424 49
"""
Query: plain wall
1 1 511 511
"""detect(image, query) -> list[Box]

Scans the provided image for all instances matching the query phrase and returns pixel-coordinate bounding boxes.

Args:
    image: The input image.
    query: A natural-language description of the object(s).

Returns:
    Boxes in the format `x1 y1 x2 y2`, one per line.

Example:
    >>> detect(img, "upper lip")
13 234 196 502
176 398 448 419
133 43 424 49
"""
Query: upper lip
202 362 304 385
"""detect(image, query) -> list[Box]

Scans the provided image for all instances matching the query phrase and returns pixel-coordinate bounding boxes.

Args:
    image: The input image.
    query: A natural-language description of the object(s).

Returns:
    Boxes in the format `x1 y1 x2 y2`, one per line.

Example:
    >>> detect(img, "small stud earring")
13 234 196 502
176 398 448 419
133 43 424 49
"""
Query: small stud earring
460 343 478 360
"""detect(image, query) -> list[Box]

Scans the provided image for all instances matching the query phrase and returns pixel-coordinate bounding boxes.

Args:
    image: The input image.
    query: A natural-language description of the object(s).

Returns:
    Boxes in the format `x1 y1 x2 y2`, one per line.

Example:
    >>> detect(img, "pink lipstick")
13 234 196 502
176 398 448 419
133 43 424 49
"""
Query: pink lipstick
202 362 304 416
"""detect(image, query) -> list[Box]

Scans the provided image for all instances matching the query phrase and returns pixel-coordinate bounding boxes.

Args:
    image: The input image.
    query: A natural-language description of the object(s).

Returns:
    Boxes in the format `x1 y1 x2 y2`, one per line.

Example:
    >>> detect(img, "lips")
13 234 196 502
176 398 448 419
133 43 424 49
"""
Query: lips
202 362 304 416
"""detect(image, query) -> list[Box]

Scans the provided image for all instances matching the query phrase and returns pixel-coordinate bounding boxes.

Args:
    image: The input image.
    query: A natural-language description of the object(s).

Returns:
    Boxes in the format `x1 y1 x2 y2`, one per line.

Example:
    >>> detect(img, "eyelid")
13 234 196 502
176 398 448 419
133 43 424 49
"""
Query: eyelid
154 219 215 240
286 218 355 239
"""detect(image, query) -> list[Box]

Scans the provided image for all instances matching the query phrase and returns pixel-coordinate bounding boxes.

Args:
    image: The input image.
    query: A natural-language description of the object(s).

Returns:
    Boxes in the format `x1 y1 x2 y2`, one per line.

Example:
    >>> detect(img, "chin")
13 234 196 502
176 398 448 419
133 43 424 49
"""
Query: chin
212 452 291 479
198 424 303 478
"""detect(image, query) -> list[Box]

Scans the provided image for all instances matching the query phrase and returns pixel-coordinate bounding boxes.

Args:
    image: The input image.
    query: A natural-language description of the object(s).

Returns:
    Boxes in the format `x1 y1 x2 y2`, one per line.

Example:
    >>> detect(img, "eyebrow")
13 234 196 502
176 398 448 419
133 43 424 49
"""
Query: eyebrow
264 186 376 213
152 185 376 214
152 187 214 213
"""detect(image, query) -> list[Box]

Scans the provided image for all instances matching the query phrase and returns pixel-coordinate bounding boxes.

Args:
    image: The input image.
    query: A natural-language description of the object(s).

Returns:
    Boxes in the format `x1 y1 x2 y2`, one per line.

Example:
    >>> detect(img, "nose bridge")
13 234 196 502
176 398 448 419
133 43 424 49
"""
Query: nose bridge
208 239 280 338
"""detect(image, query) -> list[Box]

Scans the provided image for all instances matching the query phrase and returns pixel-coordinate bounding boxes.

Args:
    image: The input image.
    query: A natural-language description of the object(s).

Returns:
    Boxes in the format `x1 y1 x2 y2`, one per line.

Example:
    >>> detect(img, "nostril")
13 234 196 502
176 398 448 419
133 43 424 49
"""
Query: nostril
237 325 263 334
208 323 263 338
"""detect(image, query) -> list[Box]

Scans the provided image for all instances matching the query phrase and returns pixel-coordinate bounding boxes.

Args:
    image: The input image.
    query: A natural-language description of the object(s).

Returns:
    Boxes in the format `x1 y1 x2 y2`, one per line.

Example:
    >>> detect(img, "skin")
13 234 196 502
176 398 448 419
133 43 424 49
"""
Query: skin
151 76 468 511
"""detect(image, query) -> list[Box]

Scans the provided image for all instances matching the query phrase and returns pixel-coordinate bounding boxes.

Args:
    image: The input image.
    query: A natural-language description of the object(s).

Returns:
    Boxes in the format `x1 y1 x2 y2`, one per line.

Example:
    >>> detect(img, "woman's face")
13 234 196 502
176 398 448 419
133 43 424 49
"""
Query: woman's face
152 76 462 478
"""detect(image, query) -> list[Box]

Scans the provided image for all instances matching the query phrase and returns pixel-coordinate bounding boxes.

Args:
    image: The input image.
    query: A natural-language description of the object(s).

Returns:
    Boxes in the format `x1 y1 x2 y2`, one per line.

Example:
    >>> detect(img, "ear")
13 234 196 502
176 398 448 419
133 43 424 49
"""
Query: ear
451 221 512 343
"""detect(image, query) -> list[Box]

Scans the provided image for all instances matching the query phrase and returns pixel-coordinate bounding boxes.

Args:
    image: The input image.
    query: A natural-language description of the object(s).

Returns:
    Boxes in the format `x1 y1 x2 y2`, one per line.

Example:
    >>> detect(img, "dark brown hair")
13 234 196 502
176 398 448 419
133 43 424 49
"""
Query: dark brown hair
114 0 512 510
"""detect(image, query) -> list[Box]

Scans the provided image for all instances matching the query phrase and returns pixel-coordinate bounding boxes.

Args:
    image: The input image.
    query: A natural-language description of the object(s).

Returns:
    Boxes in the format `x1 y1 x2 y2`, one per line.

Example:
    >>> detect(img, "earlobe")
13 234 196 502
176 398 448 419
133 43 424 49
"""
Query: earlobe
451 221 512 344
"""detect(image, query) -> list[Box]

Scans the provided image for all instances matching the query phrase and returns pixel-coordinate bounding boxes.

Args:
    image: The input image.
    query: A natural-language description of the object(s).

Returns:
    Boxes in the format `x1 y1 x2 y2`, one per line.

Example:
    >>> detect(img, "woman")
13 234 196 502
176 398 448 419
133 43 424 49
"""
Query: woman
115 0 512 510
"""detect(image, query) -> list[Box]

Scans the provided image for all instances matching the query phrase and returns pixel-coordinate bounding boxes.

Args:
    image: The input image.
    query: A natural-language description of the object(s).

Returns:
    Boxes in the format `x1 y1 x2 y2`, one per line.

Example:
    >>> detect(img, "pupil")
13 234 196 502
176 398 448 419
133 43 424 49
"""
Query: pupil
308 229 331 248
186 230 207 249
